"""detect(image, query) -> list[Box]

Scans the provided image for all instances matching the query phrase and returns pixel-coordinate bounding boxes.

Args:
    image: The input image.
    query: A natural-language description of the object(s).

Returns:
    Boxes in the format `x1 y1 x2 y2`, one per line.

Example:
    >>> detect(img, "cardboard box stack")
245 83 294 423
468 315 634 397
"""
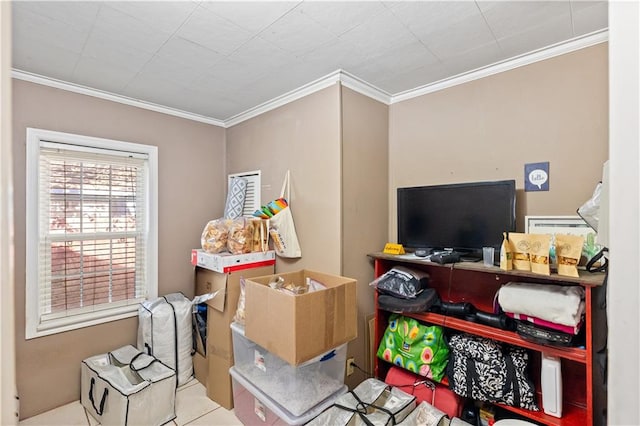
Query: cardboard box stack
228 269 358 424
192 250 275 410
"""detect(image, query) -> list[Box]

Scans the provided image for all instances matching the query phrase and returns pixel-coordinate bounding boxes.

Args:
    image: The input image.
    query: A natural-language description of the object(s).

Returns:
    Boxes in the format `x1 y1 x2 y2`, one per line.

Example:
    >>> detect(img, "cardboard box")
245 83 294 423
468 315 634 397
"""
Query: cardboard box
206 353 234 410
193 352 208 386
367 314 376 375
196 265 274 360
244 270 357 365
191 249 275 273
195 264 274 410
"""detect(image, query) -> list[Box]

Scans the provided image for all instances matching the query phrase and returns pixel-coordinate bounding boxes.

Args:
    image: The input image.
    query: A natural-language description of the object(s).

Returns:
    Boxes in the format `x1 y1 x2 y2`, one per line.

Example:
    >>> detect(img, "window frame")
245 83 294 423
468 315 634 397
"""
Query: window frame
25 128 158 339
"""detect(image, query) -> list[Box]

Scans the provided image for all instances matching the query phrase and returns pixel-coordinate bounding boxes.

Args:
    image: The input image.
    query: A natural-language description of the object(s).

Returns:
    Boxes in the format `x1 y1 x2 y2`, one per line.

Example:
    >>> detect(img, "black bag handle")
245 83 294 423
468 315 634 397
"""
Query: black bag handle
587 247 608 273
129 351 158 372
88 377 108 416
334 389 399 426
504 351 521 408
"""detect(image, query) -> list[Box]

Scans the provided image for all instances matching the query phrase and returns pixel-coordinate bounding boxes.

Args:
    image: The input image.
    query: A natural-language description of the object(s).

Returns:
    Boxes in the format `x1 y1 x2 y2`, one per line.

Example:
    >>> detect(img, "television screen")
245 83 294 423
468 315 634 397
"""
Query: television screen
397 180 516 254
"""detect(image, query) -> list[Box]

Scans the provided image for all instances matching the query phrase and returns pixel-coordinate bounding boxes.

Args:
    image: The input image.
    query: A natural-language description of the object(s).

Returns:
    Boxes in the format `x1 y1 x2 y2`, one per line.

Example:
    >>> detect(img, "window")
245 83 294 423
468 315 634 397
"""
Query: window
26 128 157 339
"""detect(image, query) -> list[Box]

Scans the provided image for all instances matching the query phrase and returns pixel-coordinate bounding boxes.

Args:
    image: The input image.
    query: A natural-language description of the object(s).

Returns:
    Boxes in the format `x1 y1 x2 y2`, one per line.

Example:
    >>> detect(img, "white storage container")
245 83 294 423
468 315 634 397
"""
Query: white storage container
230 322 347 416
230 366 347 425
541 353 563 418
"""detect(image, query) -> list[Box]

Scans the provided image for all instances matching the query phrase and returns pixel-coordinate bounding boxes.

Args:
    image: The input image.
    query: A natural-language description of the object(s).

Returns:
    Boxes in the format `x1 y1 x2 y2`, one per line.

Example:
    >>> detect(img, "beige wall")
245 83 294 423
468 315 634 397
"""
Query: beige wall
389 43 609 239
340 87 389 386
12 80 226 418
226 85 343 273
226 85 390 387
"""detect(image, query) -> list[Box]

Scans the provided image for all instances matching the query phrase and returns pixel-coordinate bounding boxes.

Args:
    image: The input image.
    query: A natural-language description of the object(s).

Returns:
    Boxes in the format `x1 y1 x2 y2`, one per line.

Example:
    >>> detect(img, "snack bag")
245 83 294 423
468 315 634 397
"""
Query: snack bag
509 233 531 271
200 218 231 254
233 277 247 325
227 218 255 254
250 218 269 252
499 232 513 271
529 234 551 276
555 234 585 277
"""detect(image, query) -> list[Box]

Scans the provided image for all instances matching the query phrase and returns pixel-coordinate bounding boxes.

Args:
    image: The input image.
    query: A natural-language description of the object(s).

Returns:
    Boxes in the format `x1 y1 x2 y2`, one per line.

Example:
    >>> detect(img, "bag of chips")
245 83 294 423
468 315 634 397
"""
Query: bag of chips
509 233 531 271
555 234 585 277
200 218 231 254
529 234 551 276
227 218 255 254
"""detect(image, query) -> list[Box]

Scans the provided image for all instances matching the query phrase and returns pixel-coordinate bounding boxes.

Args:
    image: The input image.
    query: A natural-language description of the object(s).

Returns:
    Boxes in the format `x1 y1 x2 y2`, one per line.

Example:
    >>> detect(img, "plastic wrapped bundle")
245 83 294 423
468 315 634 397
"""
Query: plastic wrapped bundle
200 218 231 254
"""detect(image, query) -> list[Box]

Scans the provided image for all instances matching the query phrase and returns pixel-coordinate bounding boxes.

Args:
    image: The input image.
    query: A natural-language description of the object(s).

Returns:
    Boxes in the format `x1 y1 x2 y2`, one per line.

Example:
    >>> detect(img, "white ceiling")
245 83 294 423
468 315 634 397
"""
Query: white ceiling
11 1 608 125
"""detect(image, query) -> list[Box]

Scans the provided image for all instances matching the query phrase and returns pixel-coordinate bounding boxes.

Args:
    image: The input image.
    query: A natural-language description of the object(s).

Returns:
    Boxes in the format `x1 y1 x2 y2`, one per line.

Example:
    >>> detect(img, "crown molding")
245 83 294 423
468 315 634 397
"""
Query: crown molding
11 69 226 127
12 29 608 127
224 70 342 127
339 70 391 105
391 29 609 104
225 69 392 127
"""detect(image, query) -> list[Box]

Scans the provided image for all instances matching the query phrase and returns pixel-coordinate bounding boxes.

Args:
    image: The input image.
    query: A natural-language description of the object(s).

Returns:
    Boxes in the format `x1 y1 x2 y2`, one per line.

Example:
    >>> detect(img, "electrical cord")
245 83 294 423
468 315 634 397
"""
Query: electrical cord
349 361 374 379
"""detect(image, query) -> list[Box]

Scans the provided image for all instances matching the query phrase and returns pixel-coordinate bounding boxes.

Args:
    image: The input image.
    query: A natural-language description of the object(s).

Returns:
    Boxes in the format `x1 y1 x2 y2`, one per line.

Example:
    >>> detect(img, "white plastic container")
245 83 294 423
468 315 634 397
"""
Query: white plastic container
541 353 563 418
230 366 347 425
230 322 347 416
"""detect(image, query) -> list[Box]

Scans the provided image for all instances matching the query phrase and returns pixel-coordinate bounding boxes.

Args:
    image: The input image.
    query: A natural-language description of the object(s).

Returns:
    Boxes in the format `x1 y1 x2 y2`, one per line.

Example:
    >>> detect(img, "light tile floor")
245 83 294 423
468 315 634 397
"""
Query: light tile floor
18 379 243 426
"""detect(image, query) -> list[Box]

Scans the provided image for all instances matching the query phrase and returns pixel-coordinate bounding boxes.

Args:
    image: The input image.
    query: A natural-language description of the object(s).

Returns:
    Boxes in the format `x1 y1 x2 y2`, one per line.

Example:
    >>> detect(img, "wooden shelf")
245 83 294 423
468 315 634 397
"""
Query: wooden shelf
370 253 599 426
496 399 587 426
378 358 587 426
368 252 606 287
399 310 587 363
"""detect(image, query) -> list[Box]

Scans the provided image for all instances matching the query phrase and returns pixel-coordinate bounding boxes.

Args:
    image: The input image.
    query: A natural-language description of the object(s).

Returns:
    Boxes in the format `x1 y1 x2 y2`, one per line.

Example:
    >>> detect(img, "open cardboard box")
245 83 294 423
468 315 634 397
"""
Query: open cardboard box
244 269 357 365
194 264 275 410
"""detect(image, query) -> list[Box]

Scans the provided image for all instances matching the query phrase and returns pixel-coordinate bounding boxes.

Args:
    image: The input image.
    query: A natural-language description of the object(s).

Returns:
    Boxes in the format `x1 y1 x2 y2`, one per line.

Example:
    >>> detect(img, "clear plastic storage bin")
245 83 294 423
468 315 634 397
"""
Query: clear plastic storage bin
230 322 347 416
229 366 347 425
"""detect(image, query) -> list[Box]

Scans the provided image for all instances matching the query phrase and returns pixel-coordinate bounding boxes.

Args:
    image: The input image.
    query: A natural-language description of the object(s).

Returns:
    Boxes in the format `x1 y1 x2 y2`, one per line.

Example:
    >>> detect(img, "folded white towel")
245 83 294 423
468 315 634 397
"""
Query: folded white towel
497 282 585 327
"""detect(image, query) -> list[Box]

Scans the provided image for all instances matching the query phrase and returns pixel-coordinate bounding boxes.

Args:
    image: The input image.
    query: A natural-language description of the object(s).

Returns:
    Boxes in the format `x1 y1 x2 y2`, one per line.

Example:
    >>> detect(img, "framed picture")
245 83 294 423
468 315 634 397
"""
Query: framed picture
525 215 603 267
525 215 596 241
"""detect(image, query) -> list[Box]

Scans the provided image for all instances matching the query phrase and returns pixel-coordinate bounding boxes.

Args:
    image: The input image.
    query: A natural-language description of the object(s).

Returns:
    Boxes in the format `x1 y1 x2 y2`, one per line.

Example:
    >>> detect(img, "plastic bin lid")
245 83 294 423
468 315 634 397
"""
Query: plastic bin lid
229 366 347 425
230 321 347 366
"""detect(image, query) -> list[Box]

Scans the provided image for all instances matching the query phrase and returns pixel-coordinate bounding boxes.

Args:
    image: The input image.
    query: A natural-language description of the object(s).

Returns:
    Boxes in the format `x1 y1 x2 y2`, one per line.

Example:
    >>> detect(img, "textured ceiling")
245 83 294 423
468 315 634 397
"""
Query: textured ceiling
11 1 608 123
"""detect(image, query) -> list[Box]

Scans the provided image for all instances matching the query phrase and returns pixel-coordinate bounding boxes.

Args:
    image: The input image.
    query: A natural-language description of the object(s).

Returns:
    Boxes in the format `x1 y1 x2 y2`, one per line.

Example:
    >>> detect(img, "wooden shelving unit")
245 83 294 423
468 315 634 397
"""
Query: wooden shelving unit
369 252 605 426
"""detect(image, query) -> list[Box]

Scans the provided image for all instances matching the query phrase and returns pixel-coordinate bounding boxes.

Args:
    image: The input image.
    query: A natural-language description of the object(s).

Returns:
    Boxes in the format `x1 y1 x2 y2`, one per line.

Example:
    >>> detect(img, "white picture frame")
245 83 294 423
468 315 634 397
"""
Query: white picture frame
524 215 596 240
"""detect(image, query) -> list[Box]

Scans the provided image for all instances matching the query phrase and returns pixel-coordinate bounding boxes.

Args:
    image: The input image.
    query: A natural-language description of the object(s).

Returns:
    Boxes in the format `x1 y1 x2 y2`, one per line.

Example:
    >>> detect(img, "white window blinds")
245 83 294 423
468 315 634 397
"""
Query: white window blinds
37 142 148 322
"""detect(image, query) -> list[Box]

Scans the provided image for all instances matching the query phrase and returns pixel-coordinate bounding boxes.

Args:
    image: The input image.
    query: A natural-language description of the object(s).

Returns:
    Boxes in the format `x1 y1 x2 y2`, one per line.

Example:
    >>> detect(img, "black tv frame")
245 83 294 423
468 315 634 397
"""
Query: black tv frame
397 179 516 258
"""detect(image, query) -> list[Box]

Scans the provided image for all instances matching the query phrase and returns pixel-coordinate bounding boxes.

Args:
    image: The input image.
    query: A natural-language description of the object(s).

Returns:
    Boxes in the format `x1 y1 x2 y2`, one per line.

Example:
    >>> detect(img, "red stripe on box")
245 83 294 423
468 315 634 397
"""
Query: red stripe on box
223 260 276 273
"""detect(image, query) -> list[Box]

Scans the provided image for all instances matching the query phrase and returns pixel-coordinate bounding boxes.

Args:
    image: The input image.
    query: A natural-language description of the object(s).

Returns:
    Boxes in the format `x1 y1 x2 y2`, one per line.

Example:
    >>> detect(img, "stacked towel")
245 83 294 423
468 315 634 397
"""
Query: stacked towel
497 282 585 328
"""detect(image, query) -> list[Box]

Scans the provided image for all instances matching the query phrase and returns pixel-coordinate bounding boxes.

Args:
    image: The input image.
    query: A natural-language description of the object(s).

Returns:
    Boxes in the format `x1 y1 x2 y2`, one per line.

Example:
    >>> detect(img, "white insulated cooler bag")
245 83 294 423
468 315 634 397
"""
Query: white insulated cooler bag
138 293 193 386
81 345 176 426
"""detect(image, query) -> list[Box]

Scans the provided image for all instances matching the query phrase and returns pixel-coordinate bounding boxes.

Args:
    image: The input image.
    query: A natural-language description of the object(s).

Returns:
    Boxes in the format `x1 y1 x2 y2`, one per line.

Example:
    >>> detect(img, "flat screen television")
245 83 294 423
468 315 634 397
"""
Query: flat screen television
397 180 516 256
